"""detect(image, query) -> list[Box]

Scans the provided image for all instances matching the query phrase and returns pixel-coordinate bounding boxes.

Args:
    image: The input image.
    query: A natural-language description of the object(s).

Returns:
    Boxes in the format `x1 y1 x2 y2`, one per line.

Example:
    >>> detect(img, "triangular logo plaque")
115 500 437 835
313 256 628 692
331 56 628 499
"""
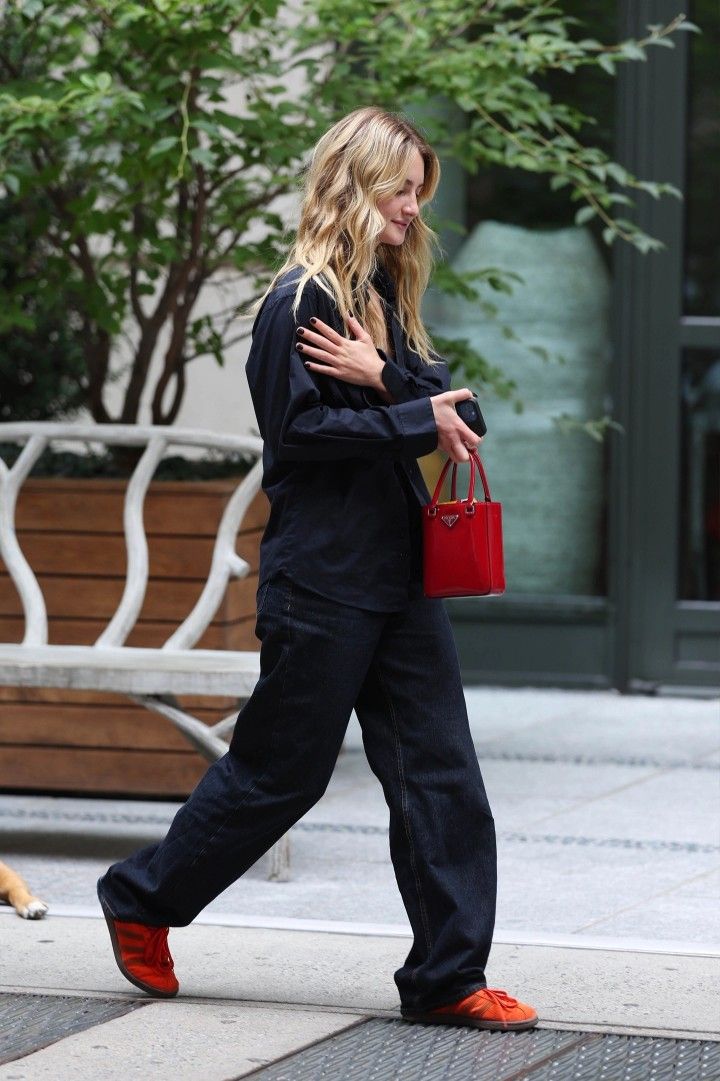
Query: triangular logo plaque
441 514 459 528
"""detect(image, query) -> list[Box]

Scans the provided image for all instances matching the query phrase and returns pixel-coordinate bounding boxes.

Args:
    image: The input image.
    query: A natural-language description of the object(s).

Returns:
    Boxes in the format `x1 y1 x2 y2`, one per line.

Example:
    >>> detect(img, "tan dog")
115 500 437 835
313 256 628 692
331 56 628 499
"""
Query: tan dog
0 860 49 919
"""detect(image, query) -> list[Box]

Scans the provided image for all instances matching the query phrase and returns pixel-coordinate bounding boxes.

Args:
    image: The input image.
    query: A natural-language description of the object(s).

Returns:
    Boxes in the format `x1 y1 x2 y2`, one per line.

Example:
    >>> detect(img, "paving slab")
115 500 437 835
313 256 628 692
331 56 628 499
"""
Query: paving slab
496 838 720 940
460 687 720 758
481 757 658 807
527 766 720 845
574 867 720 939
2 727 718 942
0 916 717 1043
0 999 361 1081
0 992 146 1070
0 687 718 1077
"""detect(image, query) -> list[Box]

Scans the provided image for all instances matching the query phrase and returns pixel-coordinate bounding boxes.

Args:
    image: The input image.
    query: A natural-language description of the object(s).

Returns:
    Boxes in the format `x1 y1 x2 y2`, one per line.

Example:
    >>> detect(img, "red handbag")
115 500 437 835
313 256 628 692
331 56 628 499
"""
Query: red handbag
422 450 506 598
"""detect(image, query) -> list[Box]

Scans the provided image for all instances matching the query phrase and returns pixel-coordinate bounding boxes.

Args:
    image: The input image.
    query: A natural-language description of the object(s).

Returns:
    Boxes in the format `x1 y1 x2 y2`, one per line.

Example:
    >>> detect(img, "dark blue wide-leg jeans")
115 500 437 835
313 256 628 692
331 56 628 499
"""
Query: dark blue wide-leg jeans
97 571 497 1012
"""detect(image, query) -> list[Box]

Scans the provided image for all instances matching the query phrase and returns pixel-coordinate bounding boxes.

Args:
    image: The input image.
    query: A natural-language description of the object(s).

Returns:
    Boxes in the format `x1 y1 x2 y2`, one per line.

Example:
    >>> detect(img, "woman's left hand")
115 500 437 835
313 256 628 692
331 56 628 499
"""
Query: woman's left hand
295 313 386 391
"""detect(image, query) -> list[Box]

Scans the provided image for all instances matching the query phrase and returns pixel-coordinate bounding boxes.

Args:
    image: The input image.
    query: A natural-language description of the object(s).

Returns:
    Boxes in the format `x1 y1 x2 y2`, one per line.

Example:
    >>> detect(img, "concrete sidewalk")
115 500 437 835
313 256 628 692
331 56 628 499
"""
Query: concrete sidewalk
0 686 718 1078
3 687 718 943
0 914 718 1079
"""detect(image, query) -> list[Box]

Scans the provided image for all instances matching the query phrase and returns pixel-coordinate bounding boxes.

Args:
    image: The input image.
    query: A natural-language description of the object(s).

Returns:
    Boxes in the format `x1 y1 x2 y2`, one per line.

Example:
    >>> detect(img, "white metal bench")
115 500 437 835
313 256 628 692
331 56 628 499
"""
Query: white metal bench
0 422 291 880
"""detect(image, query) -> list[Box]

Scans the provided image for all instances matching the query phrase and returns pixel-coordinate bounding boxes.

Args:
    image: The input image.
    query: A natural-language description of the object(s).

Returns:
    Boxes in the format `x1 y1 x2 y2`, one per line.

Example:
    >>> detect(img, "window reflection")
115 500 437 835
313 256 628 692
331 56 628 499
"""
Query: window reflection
679 349 720 600
438 0 616 597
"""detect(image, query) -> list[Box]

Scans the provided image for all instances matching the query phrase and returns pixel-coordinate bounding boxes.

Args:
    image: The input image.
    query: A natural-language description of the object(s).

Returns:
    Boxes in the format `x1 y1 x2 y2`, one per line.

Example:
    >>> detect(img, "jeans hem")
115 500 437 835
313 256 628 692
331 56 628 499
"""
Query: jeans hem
400 978 488 1015
97 875 172 928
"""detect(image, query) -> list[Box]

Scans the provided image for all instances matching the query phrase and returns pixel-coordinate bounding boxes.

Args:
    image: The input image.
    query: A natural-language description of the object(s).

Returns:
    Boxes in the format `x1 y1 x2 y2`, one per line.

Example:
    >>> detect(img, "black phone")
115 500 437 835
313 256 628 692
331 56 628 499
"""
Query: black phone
455 396 487 437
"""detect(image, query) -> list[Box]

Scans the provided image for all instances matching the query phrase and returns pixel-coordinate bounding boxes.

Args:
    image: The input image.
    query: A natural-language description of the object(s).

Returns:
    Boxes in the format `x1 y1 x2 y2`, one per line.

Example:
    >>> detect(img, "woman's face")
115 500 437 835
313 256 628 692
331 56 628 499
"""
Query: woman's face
375 147 425 247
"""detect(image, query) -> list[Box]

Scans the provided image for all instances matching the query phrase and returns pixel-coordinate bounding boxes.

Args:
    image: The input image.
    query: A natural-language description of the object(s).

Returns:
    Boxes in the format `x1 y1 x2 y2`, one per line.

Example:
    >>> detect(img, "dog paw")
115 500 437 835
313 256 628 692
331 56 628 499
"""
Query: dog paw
20 899 49 919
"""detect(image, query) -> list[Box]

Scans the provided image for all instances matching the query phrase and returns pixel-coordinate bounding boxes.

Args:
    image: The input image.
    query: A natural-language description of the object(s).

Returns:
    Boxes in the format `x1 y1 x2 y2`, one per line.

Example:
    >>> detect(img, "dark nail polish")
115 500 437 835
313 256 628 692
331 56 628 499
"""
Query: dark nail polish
297 328 305 335
309 317 317 324
297 343 304 351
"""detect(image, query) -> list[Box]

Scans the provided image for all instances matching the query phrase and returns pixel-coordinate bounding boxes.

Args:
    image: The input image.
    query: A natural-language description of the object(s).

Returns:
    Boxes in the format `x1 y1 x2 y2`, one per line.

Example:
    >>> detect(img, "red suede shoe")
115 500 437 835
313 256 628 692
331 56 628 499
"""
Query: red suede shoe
402 986 538 1031
98 887 179 998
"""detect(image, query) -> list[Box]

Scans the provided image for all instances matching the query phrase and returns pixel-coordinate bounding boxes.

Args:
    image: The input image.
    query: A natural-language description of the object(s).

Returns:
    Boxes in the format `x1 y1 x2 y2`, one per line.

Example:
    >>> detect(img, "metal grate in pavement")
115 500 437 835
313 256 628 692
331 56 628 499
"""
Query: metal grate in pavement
0 992 149 1066
240 1019 720 1081
530 1032 720 1080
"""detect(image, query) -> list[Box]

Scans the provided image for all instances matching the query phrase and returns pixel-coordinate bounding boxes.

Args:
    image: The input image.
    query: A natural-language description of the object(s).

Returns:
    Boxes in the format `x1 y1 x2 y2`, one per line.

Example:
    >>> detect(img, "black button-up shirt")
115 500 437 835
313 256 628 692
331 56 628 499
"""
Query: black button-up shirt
246 263 451 611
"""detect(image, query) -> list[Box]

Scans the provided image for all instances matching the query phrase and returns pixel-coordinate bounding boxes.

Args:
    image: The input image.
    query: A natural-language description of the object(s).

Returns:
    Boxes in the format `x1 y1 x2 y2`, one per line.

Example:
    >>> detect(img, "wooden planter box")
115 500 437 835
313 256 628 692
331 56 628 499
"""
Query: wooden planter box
0 477 269 798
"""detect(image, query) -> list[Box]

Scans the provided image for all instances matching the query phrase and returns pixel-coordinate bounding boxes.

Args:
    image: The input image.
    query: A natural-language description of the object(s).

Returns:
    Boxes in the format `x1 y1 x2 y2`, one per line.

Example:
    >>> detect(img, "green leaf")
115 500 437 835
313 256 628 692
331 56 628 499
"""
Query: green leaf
659 182 684 200
621 43 647 61
549 174 571 191
605 162 629 185
189 146 216 167
574 205 597 225
148 136 178 157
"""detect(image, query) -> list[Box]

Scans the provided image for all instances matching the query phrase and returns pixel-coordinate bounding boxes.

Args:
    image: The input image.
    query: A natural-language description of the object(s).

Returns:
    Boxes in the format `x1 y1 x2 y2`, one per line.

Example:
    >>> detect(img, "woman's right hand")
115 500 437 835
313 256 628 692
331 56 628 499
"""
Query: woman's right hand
430 388 484 463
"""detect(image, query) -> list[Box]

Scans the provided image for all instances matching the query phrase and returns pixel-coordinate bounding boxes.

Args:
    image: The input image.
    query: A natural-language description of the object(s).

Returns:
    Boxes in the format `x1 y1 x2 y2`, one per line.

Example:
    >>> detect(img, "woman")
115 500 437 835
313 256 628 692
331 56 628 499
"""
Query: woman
96 106 538 1032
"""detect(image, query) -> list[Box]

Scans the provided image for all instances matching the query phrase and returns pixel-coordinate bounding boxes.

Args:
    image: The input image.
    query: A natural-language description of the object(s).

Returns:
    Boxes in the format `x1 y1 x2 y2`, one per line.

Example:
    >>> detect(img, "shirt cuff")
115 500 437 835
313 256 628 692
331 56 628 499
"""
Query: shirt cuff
380 357 416 404
395 396 438 458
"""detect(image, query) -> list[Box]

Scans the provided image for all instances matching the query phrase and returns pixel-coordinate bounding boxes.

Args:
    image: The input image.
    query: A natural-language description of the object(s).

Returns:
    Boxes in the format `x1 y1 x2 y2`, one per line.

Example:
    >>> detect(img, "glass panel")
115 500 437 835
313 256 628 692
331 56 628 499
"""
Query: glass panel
433 0 615 596
678 348 720 600
682 0 720 316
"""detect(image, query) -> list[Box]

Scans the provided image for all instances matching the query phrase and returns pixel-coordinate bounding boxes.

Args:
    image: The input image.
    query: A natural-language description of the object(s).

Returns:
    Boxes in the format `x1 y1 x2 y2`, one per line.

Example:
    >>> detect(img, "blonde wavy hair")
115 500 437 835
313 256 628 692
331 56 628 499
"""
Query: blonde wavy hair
242 106 444 368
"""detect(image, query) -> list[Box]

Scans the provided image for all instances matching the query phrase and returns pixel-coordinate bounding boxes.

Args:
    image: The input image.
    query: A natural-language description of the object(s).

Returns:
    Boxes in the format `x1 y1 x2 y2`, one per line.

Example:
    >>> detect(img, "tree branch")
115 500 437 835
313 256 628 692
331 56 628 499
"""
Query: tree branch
161 358 186 426
129 205 149 328
205 160 251 197
123 155 208 423
82 321 112 423
150 274 202 423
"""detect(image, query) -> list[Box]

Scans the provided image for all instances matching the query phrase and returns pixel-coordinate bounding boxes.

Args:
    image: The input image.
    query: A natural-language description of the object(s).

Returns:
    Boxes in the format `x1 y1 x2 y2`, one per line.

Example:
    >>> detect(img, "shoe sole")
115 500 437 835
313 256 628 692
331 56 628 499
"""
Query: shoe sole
97 881 178 999
400 1010 538 1032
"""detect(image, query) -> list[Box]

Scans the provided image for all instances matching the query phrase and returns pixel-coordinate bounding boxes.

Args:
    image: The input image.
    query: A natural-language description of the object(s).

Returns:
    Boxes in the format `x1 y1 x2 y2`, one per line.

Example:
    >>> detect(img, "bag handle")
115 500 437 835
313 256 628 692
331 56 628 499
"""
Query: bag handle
428 450 492 518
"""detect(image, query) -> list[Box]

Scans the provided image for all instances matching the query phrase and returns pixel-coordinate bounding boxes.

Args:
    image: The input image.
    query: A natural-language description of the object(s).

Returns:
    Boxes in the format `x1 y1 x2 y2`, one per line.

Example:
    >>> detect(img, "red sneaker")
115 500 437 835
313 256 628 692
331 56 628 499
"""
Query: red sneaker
402 986 538 1031
98 886 179 998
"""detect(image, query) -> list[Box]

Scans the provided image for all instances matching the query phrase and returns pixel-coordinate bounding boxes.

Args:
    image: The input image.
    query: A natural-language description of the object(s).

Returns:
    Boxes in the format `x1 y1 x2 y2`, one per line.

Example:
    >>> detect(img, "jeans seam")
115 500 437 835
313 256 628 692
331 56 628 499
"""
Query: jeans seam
186 577 295 873
374 658 433 968
256 579 271 615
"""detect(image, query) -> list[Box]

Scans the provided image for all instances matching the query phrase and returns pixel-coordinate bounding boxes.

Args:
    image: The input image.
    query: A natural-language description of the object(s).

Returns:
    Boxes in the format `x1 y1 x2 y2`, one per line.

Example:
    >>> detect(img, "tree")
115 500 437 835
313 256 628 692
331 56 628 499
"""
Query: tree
0 0 696 425
0 191 87 422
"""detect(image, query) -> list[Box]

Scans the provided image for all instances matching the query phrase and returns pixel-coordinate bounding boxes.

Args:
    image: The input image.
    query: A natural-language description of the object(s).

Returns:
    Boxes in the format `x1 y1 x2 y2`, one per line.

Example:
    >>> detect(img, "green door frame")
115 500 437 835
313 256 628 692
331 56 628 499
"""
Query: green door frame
450 0 719 692
611 0 720 693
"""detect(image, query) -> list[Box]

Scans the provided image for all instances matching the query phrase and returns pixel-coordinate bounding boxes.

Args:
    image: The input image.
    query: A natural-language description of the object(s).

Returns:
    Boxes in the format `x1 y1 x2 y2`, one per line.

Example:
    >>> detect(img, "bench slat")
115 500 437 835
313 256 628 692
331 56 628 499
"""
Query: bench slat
0 645 260 697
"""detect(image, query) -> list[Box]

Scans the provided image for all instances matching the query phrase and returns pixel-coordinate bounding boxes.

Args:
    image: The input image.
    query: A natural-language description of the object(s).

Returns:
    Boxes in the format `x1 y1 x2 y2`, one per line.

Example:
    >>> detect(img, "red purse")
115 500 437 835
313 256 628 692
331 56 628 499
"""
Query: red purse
422 450 506 598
